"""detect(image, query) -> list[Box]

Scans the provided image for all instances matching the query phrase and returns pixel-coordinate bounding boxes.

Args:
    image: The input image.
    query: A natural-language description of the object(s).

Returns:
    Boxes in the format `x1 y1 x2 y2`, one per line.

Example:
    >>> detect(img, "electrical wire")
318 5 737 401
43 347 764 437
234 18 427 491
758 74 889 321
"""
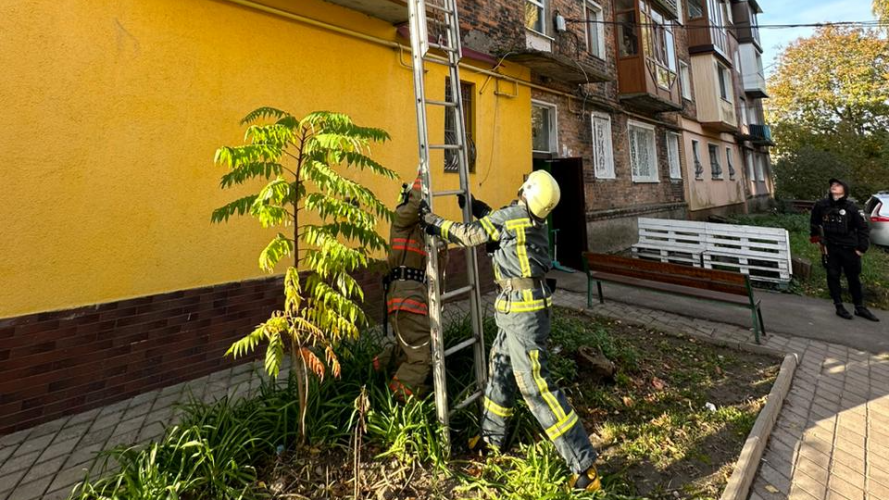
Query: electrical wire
565 19 889 29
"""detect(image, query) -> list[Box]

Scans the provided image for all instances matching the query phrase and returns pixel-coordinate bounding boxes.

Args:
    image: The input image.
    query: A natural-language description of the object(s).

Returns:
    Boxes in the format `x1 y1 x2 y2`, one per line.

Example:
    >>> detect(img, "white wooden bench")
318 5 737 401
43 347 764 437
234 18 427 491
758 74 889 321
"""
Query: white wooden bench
633 218 793 285
632 218 706 267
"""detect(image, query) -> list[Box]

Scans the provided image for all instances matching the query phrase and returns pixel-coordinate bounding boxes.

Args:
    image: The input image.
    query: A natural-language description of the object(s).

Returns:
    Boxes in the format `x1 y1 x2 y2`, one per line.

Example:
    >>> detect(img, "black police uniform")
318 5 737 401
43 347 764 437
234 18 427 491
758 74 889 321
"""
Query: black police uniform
809 179 870 308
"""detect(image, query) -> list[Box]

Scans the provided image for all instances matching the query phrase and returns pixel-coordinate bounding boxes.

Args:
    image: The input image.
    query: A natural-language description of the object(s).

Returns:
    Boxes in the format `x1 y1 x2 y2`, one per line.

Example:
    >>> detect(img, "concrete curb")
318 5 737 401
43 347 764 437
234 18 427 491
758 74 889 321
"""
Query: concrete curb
720 353 798 500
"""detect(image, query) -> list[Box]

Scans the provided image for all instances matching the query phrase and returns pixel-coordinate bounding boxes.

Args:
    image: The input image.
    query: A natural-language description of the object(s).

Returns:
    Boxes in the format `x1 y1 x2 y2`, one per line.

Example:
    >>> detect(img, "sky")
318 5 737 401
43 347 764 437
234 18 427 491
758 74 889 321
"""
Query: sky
758 0 877 75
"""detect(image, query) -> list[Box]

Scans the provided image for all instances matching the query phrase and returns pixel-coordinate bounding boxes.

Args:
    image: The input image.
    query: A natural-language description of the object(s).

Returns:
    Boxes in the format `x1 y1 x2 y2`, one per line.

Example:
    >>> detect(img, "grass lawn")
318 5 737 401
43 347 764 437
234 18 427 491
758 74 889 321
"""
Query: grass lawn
74 310 778 500
731 213 889 310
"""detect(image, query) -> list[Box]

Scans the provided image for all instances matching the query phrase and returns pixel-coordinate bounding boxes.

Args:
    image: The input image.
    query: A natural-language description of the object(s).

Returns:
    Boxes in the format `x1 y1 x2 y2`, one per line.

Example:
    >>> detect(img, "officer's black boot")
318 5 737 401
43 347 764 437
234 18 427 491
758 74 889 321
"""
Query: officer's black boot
836 304 853 320
855 306 880 322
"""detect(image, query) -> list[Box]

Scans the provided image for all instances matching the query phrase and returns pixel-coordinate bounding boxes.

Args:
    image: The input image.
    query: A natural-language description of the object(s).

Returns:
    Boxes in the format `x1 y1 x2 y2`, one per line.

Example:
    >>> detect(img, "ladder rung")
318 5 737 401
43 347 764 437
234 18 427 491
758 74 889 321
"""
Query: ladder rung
433 189 465 197
429 144 461 150
428 42 458 53
450 390 483 415
444 337 477 357
441 285 473 301
426 2 454 14
426 99 457 108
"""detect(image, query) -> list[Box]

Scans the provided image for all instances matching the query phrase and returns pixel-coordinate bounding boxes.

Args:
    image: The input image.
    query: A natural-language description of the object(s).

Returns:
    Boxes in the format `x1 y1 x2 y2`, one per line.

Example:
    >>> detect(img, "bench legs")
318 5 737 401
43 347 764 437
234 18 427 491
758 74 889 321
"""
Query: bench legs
586 278 605 307
757 305 766 337
750 304 767 344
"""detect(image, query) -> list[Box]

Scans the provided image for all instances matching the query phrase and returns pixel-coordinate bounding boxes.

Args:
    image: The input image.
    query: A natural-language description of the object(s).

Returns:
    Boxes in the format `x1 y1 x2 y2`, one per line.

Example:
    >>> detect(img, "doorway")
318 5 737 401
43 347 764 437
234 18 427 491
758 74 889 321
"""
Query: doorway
533 158 588 270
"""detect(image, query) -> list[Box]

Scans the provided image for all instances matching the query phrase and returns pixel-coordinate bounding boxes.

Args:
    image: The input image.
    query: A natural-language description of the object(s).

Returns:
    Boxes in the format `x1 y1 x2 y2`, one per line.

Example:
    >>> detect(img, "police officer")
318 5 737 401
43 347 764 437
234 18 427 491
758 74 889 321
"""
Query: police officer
810 178 879 322
382 177 435 400
418 171 601 492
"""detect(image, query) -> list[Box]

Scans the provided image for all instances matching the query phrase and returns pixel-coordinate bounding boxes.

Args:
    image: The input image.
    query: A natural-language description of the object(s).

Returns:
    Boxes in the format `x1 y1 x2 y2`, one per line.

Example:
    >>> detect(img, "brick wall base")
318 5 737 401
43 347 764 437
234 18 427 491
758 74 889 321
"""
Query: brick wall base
0 247 494 435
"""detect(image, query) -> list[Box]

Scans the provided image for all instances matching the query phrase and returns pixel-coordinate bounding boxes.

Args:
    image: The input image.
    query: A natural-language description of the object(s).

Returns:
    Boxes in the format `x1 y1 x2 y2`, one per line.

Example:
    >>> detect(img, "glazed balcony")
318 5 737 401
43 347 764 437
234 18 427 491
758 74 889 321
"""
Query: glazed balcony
691 53 738 132
615 0 682 113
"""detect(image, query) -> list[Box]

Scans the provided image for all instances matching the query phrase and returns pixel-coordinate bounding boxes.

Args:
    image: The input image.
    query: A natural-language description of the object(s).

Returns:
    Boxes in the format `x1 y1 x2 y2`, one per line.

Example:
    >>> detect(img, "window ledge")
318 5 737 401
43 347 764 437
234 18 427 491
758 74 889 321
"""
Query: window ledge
525 28 555 42
632 179 661 184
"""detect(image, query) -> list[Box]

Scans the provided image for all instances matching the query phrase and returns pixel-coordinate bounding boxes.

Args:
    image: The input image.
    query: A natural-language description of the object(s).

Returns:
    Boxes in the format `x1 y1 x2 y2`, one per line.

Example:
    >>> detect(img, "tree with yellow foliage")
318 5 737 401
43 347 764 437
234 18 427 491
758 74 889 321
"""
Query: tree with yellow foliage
767 26 889 199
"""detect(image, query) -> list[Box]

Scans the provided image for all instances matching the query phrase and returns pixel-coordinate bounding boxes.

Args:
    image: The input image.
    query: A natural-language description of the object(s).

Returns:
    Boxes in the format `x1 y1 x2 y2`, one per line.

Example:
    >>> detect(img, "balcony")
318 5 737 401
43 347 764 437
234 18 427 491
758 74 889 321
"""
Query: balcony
615 0 682 113
743 71 768 98
691 54 738 131
687 1 731 64
506 31 611 84
740 124 774 145
739 43 768 98
318 0 408 23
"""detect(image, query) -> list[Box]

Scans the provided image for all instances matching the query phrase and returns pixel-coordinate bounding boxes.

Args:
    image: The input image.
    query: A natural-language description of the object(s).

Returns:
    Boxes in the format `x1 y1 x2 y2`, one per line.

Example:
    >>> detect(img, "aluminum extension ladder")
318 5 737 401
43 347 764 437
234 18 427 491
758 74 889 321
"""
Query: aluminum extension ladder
406 0 488 453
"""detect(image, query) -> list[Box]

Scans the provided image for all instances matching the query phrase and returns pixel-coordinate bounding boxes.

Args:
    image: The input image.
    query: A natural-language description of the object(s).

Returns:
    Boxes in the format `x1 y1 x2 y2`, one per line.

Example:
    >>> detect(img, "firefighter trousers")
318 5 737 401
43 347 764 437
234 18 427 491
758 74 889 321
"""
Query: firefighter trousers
480 298 597 474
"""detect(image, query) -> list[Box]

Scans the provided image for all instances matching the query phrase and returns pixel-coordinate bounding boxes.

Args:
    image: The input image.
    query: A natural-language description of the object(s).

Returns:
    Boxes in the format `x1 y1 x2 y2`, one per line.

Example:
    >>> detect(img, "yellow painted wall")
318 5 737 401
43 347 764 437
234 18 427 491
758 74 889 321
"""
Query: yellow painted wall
0 0 532 318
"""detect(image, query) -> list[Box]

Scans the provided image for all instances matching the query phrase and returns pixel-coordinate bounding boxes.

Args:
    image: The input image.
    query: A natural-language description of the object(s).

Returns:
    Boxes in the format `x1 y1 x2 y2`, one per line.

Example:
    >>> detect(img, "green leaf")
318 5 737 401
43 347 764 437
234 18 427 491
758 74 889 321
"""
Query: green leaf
259 234 295 272
211 195 259 224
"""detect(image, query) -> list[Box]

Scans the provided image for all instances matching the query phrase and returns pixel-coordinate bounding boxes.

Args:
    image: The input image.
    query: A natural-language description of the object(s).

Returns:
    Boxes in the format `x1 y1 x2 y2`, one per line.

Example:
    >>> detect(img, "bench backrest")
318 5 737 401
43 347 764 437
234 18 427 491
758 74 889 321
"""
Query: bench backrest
583 252 751 297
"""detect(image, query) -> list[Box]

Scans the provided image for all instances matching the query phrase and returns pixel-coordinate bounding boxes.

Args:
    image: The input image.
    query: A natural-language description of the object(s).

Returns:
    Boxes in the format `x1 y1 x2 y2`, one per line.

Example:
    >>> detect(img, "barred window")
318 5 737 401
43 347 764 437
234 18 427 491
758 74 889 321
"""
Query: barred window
708 143 723 179
444 78 476 173
628 120 659 183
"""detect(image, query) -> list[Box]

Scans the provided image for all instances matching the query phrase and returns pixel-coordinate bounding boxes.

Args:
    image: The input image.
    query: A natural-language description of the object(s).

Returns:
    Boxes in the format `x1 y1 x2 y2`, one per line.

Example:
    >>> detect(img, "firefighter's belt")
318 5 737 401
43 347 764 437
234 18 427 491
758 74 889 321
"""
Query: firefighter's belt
385 266 427 285
496 278 545 291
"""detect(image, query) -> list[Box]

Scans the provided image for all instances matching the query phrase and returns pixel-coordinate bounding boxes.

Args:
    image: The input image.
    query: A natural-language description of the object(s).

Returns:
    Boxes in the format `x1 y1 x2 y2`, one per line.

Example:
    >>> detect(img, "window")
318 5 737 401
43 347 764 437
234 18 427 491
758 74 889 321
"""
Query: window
750 7 760 43
628 120 659 183
716 63 732 102
726 147 736 180
722 0 733 24
444 79 476 172
676 0 684 24
755 153 765 181
585 2 606 59
707 0 728 54
591 112 615 179
616 10 639 56
640 1 678 89
667 132 682 180
679 61 692 100
525 0 546 34
748 102 758 125
746 152 755 181
708 143 723 179
688 0 703 18
739 99 748 128
531 100 557 153
692 140 704 180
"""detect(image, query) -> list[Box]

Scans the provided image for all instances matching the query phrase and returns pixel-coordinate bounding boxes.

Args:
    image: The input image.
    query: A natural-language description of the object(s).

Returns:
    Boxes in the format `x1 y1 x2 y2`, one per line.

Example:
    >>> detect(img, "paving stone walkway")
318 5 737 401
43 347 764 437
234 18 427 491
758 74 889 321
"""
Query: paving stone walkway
0 362 273 500
1 287 887 500
553 288 889 500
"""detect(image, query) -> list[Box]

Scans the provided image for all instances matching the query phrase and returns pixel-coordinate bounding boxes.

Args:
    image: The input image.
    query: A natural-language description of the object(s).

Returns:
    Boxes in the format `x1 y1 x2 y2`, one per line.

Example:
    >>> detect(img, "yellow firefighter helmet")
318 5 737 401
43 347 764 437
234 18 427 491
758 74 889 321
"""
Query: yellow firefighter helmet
520 170 561 220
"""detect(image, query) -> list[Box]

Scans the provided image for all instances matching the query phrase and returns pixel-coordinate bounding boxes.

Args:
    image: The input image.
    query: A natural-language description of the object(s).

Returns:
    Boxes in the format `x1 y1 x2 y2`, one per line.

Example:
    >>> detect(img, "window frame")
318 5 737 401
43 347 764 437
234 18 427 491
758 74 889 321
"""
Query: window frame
688 0 703 19
585 1 606 60
628 119 660 183
591 112 616 179
639 1 679 90
667 131 683 180
679 61 692 100
708 142 723 180
716 62 732 103
531 99 558 154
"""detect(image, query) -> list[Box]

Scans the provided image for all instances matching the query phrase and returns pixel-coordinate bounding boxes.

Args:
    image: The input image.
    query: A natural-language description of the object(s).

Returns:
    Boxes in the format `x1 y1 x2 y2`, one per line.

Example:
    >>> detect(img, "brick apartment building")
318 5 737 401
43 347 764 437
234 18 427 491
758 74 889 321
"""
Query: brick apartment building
0 0 774 434
455 0 773 253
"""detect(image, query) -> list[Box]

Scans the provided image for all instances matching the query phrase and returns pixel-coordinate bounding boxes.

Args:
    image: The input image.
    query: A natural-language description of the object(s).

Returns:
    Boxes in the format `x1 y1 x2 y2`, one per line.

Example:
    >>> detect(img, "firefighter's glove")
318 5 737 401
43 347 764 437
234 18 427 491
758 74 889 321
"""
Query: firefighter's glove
458 194 492 219
423 222 443 237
